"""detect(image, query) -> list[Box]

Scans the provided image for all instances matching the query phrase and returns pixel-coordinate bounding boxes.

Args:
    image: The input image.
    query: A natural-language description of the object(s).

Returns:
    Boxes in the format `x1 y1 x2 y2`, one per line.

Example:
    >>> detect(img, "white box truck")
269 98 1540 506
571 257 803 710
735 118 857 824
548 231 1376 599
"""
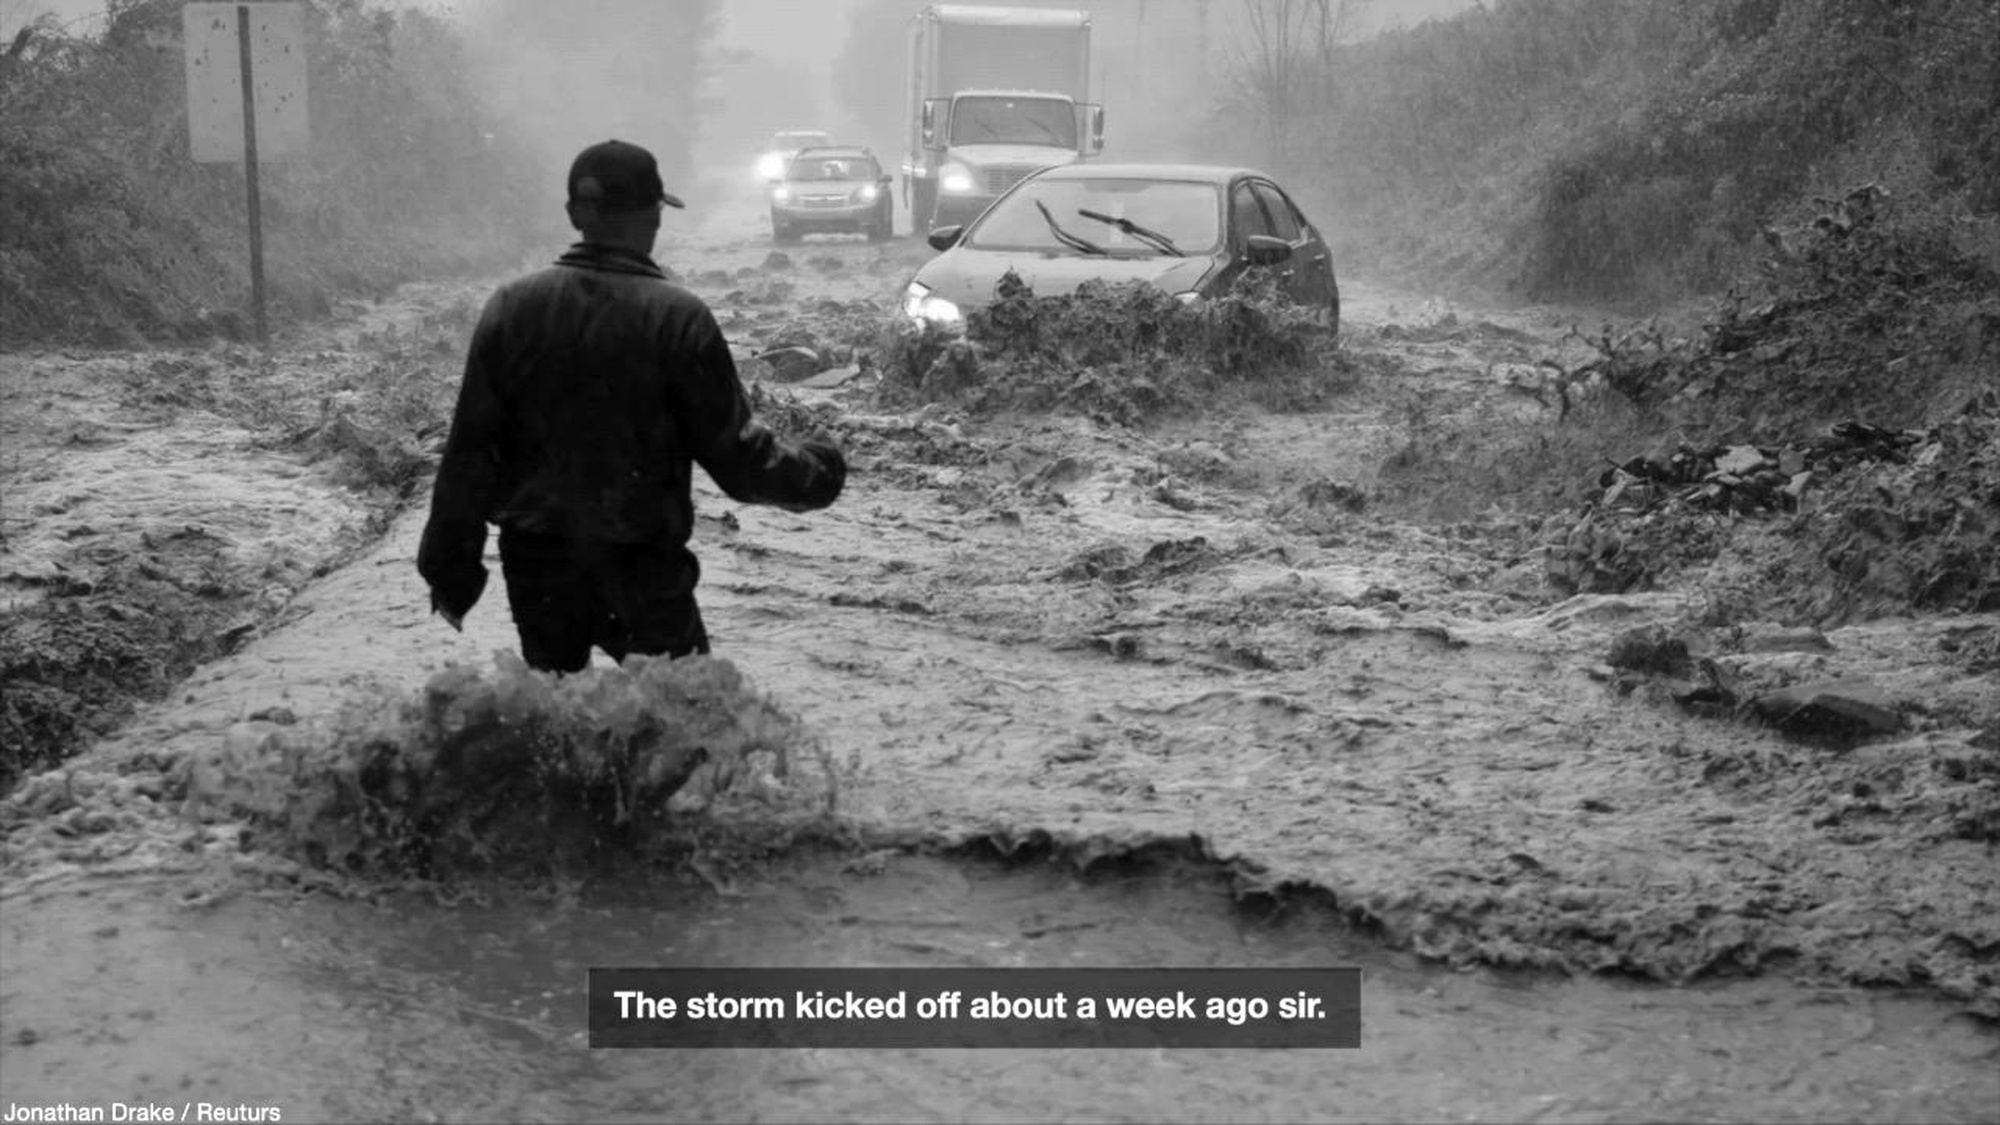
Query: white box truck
903 4 1104 232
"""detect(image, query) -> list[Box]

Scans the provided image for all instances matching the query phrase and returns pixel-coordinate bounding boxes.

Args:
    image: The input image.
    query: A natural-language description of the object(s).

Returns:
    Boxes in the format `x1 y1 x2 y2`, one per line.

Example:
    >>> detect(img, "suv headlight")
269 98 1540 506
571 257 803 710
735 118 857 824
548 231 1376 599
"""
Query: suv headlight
903 281 963 326
940 163 974 193
771 185 792 202
857 183 880 202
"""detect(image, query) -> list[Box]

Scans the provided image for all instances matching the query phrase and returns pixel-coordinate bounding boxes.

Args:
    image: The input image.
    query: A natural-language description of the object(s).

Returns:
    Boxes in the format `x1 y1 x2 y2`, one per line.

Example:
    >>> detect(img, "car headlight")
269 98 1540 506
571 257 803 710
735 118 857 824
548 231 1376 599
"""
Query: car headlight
940 163 974 193
902 281 963 326
857 183 879 202
771 185 791 202
756 152 784 180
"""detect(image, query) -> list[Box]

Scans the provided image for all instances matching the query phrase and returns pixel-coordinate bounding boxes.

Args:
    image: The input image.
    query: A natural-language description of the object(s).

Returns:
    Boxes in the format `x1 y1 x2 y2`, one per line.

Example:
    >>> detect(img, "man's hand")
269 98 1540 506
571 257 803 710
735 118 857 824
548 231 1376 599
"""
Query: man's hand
800 431 848 499
427 566 487 633
418 514 489 633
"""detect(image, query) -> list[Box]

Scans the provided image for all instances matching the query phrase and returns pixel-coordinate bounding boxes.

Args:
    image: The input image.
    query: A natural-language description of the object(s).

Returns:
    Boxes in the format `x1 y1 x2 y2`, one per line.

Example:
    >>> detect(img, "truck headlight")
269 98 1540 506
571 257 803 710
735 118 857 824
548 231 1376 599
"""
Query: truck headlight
903 281 963 326
940 163 974 193
756 152 785 180
858 183 879 202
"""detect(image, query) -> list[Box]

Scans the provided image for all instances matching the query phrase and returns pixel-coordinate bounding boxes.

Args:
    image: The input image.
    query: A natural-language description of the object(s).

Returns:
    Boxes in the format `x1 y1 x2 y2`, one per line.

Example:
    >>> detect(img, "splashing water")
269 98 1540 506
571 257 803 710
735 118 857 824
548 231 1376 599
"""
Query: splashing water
183 651 838 877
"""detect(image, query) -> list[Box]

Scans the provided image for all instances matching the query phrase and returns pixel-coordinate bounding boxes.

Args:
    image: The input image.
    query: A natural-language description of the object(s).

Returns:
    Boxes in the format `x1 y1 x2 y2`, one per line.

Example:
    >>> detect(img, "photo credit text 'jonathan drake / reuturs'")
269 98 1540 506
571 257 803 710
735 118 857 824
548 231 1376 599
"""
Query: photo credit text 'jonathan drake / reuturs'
3 1104 282 1123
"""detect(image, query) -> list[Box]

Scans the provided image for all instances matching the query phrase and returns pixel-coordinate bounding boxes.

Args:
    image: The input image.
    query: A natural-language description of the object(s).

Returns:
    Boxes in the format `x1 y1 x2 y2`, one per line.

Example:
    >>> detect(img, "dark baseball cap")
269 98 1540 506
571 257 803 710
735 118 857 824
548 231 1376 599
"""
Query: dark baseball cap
567 140 686 210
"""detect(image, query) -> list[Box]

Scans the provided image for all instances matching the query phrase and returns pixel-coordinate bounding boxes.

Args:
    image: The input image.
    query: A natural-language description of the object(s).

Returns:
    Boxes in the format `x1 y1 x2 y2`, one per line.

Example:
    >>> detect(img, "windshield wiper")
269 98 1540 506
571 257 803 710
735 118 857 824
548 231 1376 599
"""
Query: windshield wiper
1035 200 1107 255
1076 209 1183 256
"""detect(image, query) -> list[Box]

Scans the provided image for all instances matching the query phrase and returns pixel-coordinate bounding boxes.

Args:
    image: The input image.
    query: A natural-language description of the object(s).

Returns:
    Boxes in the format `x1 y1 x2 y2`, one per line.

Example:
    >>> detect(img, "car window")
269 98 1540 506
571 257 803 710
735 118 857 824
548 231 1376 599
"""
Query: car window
1230 184 1273 245
1251 182 1301 241
964 179 1222 255
787 156 875 181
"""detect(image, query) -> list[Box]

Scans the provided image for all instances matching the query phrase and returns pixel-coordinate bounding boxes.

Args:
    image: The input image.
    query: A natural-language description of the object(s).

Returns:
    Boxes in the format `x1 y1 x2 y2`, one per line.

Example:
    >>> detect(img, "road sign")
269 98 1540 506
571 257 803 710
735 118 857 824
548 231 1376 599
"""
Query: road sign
183 2 309 343
184 3 309 164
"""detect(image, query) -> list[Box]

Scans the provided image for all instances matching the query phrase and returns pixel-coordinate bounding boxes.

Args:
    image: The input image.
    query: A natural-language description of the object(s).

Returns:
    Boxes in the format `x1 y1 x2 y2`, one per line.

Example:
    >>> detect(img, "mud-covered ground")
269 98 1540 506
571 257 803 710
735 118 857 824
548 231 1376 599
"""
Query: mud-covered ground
3 199 1996 1120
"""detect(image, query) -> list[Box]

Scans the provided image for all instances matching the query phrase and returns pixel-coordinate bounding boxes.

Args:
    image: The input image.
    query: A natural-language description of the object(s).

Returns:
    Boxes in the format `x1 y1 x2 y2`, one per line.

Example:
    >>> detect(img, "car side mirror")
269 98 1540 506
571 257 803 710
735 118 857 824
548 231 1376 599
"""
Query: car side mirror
1076 103 1105 155
928 225 964 252
922 99 945 147
1245 235 1291 265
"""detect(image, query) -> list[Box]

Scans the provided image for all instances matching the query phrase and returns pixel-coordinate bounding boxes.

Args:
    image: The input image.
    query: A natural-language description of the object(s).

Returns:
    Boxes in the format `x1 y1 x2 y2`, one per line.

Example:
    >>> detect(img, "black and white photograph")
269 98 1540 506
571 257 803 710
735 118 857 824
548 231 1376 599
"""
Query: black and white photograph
1 0 1996 1121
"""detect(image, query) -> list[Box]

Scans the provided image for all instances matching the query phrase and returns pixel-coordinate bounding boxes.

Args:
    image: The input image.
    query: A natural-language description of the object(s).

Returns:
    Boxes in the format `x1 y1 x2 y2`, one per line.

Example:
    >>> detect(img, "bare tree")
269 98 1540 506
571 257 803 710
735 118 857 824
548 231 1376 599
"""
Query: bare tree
1228 0 1372 171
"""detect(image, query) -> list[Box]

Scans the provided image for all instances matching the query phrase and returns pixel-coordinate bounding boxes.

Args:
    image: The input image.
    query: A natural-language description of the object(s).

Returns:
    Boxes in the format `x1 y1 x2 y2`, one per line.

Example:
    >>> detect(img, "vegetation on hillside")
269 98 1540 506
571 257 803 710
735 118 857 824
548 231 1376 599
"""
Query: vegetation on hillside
1217 0 2000 304
1369 136 1999 625
0 0 717 345
1205 0 2000 625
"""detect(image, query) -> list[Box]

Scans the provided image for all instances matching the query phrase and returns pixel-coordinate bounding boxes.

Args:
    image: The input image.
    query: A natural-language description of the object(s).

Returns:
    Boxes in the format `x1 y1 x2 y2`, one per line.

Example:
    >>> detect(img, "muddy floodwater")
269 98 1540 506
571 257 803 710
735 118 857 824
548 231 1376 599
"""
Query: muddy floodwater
4 851 1995 1124
3 196 1997 1123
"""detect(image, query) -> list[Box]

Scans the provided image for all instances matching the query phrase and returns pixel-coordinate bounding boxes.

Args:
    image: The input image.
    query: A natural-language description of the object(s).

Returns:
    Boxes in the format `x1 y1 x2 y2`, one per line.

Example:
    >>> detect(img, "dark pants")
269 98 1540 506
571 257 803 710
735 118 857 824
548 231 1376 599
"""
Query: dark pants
497 527 710 674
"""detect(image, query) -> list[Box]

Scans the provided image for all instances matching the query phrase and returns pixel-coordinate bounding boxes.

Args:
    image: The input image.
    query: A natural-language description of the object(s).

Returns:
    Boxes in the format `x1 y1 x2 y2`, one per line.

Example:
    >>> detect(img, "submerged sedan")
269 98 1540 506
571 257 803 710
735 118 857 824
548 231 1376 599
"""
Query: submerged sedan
901 162 1339 336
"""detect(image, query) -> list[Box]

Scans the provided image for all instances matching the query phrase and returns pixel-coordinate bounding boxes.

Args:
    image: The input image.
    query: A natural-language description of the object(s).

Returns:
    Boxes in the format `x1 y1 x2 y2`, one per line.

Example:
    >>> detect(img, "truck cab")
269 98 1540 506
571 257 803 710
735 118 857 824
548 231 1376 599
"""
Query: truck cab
904 5 1104 233
919 88 1105 228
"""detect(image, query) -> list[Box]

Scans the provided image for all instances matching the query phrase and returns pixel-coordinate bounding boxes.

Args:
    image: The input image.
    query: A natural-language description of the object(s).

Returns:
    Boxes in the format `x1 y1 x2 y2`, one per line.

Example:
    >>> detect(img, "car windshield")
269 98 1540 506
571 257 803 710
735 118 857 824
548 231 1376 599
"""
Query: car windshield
786 156 876 182
948 96 1077 148
966 178 1221 255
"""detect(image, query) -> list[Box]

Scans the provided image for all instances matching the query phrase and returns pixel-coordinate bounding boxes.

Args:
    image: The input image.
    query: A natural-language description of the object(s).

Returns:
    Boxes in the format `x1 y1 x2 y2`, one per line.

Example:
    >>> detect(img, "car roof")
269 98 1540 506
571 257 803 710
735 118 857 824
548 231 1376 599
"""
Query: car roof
1028 162 1273 185
790 146 876 160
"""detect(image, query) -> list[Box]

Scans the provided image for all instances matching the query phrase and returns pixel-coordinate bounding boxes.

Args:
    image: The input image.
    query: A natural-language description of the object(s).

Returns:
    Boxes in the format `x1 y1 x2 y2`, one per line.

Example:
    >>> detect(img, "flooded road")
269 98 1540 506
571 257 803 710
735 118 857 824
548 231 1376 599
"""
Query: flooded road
3 195 1997 1122
5 851 1994 1124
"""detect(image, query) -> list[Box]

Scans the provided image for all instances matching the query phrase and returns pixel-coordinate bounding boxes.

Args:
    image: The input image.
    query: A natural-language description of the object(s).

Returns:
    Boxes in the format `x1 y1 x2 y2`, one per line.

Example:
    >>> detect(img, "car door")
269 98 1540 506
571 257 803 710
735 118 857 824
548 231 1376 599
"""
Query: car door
1249 180 1329 310
1221 180 1278 295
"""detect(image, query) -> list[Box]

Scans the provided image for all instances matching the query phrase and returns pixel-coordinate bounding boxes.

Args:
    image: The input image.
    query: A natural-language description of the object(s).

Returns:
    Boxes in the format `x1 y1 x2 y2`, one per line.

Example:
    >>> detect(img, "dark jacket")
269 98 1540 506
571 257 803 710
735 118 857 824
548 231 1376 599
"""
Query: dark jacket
416 242 845 619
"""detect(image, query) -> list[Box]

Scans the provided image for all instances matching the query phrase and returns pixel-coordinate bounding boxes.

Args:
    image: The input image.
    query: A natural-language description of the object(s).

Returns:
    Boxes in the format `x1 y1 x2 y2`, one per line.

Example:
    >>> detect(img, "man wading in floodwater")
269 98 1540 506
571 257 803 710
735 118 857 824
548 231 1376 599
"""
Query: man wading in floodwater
417 139 846 671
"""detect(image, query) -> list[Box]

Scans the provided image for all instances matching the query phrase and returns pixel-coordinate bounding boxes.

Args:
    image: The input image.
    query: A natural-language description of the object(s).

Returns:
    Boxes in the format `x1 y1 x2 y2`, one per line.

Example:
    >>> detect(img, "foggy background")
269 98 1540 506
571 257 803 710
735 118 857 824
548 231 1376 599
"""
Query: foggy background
698 0 1477 197
6 0 1478 213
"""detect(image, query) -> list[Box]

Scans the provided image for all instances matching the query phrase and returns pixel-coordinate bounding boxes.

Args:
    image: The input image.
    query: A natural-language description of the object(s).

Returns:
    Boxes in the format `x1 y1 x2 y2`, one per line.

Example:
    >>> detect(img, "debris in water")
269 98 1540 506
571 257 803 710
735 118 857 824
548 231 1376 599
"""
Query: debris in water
1606 624 1693 676
1738 624 1834 654
757 345 823 381
1752 677 1903 739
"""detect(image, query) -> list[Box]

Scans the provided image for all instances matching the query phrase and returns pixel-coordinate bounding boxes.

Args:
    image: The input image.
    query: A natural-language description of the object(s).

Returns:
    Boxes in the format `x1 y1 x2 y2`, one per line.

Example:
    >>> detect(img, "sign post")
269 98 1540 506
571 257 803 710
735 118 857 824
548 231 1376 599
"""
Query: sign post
184 2 308 343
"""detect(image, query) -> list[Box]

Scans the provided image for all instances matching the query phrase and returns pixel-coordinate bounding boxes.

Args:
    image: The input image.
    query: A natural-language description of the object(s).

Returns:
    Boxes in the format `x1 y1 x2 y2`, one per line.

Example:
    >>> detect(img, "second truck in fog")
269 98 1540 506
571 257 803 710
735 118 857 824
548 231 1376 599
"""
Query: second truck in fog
903 4 1104 233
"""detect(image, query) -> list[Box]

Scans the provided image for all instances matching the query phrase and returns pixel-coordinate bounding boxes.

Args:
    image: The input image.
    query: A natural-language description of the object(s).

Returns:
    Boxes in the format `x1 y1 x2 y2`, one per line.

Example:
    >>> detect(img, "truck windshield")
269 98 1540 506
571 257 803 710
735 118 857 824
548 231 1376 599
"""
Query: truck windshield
949 96 1077 148
968 179 1221 255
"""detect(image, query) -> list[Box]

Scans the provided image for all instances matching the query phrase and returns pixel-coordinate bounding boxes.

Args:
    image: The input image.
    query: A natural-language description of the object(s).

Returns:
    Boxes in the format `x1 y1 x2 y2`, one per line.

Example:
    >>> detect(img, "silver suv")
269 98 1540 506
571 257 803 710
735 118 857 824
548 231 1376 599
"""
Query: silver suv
769 147 895 243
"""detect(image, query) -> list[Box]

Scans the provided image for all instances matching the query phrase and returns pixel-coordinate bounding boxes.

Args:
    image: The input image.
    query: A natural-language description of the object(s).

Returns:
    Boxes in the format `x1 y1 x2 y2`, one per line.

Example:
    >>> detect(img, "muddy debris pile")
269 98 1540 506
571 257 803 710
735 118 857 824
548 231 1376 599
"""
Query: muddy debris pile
880 270 1346 426
1 551 255 793
746 381 849 445
729 298 893 390
1537 188 2000 618
2 330 467 793
1054 536 1223 585
1547 403 1999 618
1589 423 1930 517
179 652 835 876
1585 187 1999 432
